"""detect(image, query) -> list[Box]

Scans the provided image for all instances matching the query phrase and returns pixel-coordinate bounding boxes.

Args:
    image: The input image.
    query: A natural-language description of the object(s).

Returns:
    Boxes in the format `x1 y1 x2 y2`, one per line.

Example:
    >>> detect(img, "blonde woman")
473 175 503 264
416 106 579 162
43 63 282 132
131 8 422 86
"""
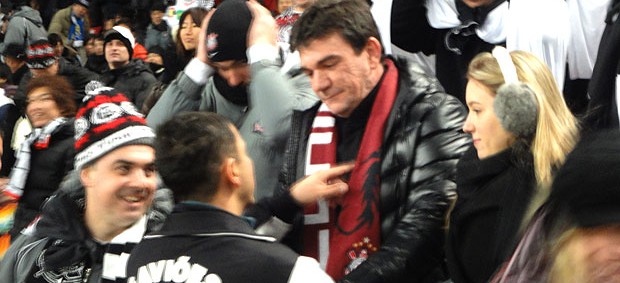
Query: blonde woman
446 47 579 283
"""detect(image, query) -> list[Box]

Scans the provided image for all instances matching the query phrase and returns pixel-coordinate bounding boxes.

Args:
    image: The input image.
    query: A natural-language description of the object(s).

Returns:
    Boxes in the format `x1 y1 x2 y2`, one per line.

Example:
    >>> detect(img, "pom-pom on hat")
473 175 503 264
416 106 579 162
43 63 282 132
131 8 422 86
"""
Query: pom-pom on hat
26 39 57 69
74 86 155 169
206 0 252 62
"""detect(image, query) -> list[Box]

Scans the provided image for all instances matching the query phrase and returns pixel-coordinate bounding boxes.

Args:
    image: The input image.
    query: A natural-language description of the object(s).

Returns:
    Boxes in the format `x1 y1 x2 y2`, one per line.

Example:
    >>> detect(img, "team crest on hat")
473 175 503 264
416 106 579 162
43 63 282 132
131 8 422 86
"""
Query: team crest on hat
207 33 219 58
90 103 125 125
74 117 89 140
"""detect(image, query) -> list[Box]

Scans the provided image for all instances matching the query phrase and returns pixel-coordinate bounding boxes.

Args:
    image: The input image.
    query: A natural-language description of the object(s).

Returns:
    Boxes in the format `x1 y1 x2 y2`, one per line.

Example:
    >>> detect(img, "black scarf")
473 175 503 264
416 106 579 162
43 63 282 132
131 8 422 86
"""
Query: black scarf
213 73 249 106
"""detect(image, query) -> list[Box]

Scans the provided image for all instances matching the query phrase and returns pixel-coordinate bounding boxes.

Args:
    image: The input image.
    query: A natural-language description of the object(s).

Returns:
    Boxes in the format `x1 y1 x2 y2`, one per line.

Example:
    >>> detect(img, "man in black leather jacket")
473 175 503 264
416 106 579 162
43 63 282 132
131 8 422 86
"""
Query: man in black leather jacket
250 0 470 282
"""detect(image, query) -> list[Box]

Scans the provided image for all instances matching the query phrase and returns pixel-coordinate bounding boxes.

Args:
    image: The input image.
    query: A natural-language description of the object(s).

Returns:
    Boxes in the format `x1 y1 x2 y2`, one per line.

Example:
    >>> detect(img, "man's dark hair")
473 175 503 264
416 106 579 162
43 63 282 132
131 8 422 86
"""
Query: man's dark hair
155 112 238 202
93 33 105 42
48 33 64 47
290 0 382 54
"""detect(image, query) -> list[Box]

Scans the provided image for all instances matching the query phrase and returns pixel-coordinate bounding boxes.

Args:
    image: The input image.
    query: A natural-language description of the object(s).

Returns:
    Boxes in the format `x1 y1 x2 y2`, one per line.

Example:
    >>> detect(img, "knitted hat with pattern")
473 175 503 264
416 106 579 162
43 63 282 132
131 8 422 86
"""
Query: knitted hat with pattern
74 87 154 169
26 40 57 69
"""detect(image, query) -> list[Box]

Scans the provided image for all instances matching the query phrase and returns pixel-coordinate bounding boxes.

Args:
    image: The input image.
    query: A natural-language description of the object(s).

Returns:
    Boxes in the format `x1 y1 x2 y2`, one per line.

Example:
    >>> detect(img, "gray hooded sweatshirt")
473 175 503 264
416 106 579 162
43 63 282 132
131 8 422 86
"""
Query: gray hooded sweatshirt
0 6 47 53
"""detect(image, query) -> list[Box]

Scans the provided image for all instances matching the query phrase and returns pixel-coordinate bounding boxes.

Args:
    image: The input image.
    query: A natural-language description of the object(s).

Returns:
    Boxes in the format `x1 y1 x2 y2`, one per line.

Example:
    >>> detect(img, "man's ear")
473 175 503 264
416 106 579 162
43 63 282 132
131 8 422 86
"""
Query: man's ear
224 157 241 187
365 36 383 67
80 167 93 188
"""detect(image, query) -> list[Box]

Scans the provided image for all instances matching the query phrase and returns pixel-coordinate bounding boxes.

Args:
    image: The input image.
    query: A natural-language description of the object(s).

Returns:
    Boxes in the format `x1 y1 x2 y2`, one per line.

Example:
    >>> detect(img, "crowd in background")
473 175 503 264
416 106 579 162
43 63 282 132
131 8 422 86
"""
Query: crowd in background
0 0 618 282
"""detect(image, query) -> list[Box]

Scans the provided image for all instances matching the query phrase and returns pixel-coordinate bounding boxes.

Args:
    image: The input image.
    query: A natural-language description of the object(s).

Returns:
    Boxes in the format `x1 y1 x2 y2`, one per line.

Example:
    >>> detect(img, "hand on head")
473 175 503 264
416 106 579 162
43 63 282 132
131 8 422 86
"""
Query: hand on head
290 162 355 206
246 0 277 48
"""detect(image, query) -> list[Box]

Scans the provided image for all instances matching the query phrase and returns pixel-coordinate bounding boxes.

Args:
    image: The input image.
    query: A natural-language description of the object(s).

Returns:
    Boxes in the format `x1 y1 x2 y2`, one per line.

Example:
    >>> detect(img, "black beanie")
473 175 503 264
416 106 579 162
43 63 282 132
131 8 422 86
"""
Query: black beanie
548 130 620 228
104 26 134 59
206 0 252 62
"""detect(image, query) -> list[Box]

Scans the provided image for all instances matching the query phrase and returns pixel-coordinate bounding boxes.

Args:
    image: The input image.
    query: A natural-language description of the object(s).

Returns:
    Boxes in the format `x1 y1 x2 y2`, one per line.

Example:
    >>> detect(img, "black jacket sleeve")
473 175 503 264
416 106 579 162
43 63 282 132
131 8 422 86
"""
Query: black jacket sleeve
342 82 469 283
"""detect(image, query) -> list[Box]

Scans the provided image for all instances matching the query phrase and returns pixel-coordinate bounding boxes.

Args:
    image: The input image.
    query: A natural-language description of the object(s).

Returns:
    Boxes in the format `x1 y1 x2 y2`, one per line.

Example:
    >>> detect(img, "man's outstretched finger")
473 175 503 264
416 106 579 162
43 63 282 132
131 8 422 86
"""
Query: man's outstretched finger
319 163 355 180
321 183 349 200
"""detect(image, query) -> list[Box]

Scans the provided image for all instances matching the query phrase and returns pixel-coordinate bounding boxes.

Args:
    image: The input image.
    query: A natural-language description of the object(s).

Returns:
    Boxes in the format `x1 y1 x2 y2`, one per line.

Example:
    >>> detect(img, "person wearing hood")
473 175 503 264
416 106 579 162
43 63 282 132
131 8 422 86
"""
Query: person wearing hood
0 87 173 283
99 25 157 110
147 0 318 200
0 0 47 54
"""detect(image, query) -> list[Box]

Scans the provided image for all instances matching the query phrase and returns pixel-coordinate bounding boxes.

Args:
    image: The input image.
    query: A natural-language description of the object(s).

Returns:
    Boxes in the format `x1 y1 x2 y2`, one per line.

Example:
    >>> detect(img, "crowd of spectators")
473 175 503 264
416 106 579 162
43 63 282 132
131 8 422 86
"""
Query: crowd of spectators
0 0 619 282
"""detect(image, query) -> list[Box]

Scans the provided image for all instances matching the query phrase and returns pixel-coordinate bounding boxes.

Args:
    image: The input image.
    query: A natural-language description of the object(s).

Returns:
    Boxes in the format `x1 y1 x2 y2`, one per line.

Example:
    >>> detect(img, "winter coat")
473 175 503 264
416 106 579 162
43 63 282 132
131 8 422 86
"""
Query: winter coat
85 54 107 74
8 119 74 240
0 171 173 283
48 6 91 51
144 22 172 52
127 202 333 283
258 57 470 283
99 59 157 110
446 146 536 283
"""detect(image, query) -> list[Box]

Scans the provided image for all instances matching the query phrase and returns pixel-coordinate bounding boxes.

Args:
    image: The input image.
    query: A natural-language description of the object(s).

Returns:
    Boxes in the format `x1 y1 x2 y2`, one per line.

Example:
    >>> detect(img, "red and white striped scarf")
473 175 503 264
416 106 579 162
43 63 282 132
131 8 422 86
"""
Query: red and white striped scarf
303 59 400 280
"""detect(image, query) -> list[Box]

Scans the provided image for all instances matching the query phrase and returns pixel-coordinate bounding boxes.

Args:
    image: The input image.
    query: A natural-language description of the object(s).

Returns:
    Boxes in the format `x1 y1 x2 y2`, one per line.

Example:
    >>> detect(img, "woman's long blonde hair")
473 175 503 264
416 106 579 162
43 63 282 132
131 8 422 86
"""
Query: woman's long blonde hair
467 50 579 190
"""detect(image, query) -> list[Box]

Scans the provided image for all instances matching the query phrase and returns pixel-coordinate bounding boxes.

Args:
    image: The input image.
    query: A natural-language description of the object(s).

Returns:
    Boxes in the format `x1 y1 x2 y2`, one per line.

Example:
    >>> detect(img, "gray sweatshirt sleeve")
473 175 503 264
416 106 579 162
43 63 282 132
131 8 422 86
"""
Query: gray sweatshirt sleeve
146 72 206 129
